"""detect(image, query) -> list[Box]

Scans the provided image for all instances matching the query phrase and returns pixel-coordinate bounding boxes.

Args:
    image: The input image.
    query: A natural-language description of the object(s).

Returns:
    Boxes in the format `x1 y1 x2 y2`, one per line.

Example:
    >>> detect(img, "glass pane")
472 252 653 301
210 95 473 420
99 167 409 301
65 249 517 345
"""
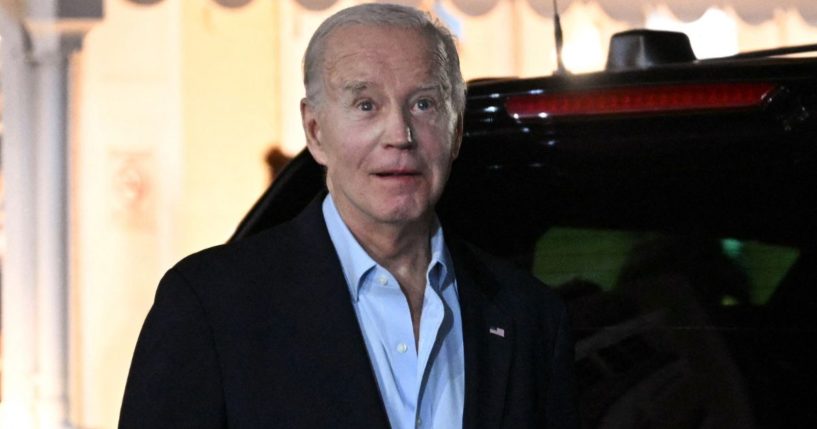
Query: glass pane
531 227 811 428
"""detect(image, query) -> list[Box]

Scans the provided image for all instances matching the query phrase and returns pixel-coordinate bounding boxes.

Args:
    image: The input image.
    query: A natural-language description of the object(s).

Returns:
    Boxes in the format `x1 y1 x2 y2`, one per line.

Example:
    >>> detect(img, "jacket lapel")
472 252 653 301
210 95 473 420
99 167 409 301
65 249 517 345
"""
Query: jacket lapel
269 197 391 427
450 240 514 429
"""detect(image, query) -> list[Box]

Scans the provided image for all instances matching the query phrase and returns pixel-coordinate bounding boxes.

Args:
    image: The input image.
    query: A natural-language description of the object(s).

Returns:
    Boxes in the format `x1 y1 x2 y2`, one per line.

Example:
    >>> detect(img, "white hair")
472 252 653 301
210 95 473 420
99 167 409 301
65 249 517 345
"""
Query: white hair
302 3 465 116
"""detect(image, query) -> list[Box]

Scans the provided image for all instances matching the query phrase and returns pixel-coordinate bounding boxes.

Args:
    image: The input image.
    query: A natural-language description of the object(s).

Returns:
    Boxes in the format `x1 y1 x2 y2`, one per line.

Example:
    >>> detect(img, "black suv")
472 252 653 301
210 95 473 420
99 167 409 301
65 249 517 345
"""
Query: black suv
233 31 817 428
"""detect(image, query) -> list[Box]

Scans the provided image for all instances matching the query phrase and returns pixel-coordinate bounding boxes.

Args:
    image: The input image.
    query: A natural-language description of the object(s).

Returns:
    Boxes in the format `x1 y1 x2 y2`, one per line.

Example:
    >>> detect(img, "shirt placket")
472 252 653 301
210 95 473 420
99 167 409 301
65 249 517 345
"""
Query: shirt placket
367 268 419 427
414 263 447 428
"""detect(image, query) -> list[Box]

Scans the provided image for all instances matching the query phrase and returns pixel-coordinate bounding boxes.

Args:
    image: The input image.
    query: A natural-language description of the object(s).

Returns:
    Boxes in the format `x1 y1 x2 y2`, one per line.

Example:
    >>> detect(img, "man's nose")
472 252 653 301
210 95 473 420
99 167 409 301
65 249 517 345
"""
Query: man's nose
382 108 414 149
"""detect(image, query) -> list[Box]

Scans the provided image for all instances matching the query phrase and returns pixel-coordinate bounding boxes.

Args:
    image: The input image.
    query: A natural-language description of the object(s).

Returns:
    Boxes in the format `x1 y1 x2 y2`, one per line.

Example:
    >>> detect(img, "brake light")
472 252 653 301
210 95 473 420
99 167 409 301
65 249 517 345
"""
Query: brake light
505 82 775 119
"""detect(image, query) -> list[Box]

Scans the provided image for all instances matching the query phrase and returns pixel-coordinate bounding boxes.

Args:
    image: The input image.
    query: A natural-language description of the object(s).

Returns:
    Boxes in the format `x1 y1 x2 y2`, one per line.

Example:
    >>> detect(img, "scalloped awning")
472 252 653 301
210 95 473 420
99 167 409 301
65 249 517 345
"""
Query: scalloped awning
294 0 817 24
590 0 817 23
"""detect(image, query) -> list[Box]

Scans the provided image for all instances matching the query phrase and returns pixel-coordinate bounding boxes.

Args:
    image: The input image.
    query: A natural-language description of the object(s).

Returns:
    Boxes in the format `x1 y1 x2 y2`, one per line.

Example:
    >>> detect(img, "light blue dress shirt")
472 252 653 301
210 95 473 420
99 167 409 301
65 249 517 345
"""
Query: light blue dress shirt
322 195 465 429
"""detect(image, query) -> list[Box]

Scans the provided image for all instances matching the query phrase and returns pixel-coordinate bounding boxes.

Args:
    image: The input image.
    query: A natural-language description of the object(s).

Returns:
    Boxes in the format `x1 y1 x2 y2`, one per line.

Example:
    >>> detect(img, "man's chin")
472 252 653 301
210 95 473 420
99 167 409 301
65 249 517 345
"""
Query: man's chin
373 203 434 227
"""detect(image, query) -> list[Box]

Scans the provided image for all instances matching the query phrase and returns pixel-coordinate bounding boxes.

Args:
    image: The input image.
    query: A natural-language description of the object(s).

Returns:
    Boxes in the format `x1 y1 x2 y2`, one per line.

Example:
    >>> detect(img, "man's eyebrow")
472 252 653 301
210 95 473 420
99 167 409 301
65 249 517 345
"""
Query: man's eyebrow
414 84 443 94
342 81 370 94
339 82 443 97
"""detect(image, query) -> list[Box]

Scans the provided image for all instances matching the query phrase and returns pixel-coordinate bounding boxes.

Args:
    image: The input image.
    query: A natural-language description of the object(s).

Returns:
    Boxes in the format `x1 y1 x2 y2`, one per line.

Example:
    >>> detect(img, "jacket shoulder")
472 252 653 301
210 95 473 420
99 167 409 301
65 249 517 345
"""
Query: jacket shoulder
171 199 332 290
457 240 563 298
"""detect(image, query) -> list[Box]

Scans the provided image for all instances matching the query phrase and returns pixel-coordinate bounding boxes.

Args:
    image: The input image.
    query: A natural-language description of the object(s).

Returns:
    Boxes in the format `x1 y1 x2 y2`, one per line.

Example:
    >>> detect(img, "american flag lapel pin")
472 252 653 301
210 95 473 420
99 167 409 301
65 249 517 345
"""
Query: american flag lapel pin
489 326 505 338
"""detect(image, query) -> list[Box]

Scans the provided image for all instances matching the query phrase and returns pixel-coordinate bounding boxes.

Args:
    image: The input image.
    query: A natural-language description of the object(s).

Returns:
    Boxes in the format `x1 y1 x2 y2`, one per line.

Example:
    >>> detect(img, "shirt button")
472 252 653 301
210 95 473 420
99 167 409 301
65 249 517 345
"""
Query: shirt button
397 343 408 353
377 275 388 286
416 417 422 427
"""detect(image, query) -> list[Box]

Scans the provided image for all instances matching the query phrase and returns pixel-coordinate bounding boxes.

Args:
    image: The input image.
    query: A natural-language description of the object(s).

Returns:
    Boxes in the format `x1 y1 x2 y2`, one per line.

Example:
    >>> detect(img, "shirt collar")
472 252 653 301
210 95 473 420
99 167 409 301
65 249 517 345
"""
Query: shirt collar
428 218 453 293
322 195 377 302
322 195 455 302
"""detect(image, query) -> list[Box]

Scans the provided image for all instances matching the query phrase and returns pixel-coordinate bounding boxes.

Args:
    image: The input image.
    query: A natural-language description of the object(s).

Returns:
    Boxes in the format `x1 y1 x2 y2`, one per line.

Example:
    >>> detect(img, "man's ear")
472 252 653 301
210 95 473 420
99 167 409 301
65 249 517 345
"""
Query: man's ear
451 114 464 159
301 98 328 166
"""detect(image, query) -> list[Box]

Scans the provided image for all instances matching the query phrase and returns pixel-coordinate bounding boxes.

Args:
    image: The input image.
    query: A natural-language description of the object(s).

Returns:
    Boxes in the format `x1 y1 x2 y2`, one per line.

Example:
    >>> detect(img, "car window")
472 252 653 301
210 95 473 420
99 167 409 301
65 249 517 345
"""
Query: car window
529 227 812 428
532 227 798 305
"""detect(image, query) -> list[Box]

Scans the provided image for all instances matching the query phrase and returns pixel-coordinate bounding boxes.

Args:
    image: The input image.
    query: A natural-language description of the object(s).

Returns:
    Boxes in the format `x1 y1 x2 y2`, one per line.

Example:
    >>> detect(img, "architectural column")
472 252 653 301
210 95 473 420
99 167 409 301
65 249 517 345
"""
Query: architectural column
1 6 39 427
1 1 99 427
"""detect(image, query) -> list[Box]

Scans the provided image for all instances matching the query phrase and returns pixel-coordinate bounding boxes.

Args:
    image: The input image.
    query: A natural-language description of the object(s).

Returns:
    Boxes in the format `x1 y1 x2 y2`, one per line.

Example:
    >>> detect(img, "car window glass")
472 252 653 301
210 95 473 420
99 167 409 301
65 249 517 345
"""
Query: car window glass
529 226 811 428
532 227 798 305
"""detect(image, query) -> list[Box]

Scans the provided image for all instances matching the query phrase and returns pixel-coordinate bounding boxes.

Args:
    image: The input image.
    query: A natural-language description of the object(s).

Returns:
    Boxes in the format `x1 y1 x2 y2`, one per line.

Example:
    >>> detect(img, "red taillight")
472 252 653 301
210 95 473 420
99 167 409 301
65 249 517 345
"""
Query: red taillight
505 82 776 119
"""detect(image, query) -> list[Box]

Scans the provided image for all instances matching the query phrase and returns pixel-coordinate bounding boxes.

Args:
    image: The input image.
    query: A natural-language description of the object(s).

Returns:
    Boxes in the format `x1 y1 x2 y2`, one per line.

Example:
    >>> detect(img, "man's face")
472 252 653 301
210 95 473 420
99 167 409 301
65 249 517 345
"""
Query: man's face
302 25 462 230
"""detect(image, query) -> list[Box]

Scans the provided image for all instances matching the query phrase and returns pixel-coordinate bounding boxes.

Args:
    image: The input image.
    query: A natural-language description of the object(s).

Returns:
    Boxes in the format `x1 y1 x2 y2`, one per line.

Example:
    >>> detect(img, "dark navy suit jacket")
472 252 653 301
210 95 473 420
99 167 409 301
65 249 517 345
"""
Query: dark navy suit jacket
119 199 577 428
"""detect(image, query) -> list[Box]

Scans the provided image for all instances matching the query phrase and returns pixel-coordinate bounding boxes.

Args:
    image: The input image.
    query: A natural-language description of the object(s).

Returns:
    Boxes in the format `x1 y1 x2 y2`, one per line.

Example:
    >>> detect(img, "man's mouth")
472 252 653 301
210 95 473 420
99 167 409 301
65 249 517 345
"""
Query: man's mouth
373 170 420 177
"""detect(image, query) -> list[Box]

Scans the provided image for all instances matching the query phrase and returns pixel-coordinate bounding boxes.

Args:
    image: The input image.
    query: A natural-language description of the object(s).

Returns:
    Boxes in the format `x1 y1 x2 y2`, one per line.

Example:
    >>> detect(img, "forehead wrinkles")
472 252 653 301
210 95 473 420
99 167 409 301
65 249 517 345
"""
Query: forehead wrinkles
426 38 453 94
321 26 443 96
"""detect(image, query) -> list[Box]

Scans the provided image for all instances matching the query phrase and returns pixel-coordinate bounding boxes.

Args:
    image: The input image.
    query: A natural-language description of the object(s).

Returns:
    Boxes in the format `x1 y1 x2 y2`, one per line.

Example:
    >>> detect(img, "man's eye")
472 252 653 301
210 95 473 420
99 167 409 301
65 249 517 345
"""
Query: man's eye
357 101 374 111
415 99 434 111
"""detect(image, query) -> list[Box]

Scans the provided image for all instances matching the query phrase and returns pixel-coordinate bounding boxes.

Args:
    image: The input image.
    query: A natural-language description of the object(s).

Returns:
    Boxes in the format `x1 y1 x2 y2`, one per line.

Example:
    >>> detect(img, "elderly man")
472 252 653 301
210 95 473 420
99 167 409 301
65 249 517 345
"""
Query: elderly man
120 3 576 429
